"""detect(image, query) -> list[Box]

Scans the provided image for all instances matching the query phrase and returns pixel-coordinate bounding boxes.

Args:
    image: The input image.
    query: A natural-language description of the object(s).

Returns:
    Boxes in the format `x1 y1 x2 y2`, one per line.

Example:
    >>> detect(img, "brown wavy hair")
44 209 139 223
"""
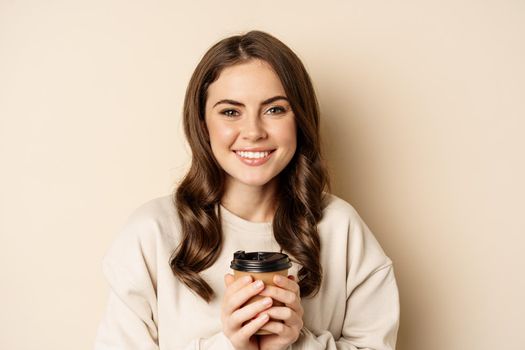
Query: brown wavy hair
170 30 331 303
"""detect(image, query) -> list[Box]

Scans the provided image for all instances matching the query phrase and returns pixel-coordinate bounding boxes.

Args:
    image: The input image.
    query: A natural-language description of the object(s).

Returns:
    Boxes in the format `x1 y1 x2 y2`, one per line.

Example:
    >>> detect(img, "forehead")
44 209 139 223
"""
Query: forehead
206 59 287 102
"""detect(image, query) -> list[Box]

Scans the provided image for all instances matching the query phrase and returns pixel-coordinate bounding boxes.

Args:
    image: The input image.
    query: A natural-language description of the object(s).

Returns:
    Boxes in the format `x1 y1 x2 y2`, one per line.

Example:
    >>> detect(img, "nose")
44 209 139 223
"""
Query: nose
241 115 267 141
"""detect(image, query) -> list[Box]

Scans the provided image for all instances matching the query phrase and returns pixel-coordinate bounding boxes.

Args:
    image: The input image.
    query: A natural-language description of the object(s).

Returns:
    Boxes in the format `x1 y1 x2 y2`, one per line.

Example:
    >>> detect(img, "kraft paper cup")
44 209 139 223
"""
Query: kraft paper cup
230 250 292 335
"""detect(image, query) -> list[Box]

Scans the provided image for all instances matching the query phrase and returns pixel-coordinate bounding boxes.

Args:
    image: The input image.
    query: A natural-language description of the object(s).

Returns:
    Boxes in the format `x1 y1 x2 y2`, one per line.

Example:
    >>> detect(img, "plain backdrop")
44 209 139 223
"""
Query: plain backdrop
1 0 524 349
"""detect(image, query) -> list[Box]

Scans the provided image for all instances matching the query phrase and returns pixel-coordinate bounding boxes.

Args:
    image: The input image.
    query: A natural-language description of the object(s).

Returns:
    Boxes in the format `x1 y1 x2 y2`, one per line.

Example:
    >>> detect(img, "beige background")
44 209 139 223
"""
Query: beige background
1 0 524 349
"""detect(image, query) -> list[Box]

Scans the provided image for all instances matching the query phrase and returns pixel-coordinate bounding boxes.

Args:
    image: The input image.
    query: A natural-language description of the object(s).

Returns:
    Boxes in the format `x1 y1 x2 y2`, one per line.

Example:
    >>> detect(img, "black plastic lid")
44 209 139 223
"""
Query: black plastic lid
230 250 292 273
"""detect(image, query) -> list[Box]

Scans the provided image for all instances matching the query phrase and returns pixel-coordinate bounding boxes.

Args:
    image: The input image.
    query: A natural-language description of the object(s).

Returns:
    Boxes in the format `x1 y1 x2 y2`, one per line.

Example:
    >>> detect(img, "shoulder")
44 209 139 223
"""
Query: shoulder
319 192 393 272
103 193 180 271
125 193 178 228
113 193 179 248
319 192 363 229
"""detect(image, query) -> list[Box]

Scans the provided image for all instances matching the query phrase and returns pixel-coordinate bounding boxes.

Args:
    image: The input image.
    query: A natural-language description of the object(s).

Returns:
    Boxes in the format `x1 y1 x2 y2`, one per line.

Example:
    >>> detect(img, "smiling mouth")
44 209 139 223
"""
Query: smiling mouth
233 150 276 159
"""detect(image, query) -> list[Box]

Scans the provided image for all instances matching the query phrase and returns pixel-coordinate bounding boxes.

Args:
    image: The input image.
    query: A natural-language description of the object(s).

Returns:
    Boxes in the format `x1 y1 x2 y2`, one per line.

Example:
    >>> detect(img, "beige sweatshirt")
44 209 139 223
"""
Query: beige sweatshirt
94 193 399 349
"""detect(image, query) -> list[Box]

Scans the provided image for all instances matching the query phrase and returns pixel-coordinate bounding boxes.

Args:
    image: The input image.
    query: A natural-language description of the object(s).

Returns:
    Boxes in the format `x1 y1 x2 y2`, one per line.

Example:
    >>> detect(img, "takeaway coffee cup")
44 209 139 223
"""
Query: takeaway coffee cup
230 250 293 335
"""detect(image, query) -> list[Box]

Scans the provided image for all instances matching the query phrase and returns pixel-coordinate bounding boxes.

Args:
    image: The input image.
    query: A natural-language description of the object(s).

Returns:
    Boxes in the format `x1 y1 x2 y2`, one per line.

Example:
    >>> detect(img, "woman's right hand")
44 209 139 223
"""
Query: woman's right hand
221 274 273 350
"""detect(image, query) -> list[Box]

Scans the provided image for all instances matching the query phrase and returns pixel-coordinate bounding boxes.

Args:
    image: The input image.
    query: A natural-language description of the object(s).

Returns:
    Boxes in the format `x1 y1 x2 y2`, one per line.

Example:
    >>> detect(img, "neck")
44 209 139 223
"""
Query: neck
220 178 278 223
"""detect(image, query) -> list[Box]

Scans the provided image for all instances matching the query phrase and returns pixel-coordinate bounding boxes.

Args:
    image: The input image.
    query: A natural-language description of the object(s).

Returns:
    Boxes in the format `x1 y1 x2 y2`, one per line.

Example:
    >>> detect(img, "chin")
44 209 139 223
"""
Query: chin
230 174 277 188
239 179 273 187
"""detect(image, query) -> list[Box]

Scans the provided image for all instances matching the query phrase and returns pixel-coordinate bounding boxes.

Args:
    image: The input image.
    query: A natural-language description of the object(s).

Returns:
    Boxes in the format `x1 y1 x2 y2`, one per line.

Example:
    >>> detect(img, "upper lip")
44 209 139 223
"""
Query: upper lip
233 148 276 152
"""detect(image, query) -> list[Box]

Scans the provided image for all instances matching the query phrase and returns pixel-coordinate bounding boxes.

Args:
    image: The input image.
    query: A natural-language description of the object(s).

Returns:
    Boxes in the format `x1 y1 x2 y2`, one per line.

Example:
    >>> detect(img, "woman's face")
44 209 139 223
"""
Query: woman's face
204 59 297 190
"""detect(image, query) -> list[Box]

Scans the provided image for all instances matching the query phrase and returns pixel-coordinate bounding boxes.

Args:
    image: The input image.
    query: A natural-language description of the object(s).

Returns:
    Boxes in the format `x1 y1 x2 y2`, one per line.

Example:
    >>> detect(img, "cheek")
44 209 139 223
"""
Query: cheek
274 120 297 151
207 121 237 148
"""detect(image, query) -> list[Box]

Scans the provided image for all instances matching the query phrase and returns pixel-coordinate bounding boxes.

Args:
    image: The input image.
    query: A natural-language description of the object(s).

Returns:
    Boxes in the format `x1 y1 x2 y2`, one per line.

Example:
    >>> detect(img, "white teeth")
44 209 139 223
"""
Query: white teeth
235 151 271 159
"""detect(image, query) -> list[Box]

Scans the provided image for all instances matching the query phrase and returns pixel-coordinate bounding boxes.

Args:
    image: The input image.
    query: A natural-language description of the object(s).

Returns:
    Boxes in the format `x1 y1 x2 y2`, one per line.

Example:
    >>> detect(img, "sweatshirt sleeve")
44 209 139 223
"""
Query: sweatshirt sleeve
94 261 235 350
94 204 236 350
94 262 160 349
94 204 161 350
291 200 400 350
292 264 399 350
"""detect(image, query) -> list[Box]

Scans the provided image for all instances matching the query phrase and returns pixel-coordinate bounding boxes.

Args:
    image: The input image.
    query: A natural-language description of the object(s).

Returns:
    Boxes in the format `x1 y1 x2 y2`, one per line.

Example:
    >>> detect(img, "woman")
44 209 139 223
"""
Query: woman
95 30 399 350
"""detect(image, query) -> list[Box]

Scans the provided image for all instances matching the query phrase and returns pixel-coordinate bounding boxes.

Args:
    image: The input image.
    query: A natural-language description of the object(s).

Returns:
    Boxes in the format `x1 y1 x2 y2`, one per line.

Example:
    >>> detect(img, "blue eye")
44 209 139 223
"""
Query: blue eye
267 106 286 114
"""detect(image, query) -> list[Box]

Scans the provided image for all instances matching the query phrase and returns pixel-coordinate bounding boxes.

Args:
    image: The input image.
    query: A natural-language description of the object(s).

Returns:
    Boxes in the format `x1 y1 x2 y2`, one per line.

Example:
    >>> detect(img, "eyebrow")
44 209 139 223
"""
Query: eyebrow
212 95 289 108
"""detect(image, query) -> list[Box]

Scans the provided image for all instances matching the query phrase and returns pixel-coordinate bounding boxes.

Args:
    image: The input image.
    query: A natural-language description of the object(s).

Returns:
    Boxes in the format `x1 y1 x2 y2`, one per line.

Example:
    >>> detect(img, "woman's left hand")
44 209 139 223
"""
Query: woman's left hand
256 275 304 350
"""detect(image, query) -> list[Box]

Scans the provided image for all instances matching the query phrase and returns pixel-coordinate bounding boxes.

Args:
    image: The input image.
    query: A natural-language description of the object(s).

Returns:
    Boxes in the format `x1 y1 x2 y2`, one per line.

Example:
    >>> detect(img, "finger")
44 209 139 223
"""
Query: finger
274 274 300 295
224 274 235 287
238 313 270 339
263 306 303 327
258 320 289 336
224 279 266 315
258 285 300 309
230 296 273 328
224 274 253 295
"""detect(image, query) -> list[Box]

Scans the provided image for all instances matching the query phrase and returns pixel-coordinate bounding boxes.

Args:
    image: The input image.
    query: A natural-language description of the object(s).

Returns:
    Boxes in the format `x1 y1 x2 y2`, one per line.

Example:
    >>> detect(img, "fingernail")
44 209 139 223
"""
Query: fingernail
253 280 264 289
243 276 252 283
274 275 283 283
